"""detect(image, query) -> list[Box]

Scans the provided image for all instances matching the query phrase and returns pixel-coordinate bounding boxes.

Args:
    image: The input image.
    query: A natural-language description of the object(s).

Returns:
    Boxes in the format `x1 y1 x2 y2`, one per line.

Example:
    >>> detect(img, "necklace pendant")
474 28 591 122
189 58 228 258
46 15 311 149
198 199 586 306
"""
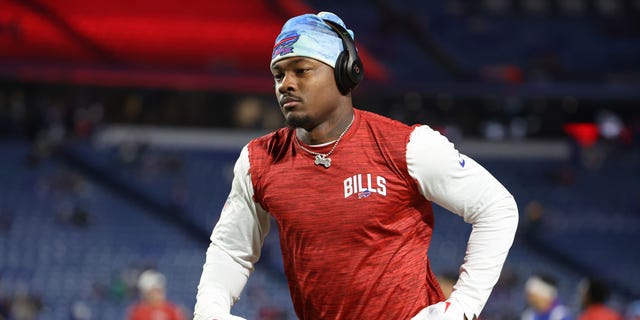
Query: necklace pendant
314 154 331 168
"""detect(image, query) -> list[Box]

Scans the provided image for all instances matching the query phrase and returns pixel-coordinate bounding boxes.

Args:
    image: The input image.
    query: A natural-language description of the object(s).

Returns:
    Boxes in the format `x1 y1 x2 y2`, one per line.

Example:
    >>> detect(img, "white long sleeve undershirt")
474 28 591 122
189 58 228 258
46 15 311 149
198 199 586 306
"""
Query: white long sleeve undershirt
406 125 519 319
194 146 270 320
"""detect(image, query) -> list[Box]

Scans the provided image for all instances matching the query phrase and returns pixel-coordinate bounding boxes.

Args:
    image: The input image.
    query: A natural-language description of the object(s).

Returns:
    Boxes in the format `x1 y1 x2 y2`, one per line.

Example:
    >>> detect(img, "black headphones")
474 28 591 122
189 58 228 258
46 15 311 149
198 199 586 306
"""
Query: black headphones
322 19 364 95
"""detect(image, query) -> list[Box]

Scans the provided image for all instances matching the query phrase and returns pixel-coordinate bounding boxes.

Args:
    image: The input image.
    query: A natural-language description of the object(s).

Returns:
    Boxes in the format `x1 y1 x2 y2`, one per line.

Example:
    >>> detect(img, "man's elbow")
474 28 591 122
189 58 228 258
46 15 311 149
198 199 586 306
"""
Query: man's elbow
502 194 519 234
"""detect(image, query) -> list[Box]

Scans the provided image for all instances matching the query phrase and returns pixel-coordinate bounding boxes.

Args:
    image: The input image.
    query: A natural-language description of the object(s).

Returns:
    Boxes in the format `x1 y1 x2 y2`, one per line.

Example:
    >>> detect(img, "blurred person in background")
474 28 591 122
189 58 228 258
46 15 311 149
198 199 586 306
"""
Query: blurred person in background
626 300 640 320
6 283 42 320
577 277 622 320
522 274 573 320
195 11 518 320
127 270 185 320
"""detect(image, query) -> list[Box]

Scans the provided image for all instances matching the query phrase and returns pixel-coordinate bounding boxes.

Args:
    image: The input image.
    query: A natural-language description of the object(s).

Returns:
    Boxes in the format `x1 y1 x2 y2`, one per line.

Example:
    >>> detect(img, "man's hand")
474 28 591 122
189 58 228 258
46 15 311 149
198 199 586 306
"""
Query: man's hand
410 301 471 320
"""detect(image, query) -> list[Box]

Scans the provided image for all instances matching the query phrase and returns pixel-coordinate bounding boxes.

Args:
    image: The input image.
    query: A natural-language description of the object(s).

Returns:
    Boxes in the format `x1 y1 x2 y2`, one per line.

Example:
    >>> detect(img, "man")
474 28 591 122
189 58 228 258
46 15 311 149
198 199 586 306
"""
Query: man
577 278 622 320
195 11 518 320
128 270 185 320
521 274 572 320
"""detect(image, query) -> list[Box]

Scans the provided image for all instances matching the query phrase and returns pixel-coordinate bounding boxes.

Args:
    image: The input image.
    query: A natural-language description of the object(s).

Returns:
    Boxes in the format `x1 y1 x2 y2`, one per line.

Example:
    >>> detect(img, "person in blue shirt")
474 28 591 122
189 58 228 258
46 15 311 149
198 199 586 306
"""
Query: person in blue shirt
522 274 573 320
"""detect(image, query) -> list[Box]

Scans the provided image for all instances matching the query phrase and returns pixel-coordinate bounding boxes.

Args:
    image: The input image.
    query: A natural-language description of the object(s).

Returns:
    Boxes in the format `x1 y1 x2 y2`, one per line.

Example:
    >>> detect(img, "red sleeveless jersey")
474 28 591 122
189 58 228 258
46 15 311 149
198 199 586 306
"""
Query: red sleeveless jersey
248 109 445 319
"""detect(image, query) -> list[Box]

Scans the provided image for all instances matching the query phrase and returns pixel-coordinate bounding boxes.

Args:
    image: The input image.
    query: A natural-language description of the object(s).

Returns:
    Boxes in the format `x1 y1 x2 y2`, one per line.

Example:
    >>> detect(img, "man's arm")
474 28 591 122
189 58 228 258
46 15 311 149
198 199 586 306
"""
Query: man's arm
194 146 271 320
406 125 519 319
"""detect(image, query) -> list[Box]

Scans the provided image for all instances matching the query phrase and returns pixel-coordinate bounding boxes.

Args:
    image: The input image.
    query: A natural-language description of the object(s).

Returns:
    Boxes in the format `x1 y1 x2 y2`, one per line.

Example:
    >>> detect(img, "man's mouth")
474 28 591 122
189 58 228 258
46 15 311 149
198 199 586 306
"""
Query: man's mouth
280 96 301 109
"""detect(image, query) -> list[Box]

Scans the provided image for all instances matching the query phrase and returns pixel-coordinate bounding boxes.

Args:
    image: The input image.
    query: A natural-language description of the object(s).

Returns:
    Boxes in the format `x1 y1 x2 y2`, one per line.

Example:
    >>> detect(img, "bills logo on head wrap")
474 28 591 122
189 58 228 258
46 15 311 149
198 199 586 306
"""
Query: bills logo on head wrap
272 32 300 59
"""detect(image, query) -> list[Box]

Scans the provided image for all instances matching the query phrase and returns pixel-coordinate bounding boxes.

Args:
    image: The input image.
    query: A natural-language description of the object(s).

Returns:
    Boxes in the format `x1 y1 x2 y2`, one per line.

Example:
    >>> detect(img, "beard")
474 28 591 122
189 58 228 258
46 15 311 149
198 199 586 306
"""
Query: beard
284 113 311 129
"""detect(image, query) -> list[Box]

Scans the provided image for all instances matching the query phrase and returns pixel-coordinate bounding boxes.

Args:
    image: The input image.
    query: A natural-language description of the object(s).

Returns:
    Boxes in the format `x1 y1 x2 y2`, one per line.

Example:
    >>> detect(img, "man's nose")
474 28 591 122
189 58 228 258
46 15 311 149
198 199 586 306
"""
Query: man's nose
278 73 296 93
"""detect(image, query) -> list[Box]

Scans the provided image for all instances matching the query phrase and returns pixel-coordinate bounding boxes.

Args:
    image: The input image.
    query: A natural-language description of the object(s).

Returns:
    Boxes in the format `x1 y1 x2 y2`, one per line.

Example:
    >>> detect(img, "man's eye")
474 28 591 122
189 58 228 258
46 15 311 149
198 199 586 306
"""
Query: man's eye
273 74 284 81
296 68 310 74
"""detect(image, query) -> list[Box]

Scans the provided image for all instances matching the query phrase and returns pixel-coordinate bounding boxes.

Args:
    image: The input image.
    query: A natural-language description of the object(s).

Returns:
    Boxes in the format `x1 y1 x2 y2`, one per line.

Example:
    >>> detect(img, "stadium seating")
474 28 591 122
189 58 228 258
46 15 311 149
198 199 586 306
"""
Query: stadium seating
0 138 293 319
306 0 640 87
1 135 638 318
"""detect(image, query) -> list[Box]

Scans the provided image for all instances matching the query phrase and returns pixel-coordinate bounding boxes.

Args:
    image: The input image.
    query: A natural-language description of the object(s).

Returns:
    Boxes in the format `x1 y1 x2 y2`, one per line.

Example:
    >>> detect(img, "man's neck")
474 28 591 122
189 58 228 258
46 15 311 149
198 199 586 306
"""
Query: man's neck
297 107 354 145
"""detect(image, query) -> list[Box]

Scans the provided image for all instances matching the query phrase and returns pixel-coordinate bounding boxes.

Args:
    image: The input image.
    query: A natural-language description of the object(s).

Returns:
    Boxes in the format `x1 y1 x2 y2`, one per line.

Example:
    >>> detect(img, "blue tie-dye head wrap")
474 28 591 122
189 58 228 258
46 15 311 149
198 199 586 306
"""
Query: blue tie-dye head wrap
270 11 355 69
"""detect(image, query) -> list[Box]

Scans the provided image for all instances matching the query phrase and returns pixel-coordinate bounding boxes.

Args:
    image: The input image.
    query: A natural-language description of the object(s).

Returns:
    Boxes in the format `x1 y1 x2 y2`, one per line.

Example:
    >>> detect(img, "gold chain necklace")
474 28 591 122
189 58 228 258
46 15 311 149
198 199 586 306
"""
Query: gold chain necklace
294 115 354 168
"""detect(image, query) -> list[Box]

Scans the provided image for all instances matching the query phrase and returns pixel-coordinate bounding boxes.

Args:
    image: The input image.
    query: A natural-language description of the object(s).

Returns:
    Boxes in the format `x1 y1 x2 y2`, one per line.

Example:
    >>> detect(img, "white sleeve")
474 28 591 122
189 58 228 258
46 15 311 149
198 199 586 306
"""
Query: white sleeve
194 145 271 320
406 125 519 319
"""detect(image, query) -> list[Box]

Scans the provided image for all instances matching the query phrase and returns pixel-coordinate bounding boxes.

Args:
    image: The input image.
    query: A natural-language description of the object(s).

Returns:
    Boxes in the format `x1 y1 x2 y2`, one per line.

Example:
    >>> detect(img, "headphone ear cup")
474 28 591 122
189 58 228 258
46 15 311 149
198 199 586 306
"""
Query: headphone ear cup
347 58 364 87
334 50 350 95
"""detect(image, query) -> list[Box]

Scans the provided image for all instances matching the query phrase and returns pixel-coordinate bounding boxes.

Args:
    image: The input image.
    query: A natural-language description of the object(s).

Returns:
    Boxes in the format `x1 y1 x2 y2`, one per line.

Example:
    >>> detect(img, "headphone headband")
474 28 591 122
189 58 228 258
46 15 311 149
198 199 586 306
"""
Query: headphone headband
322 19 364 94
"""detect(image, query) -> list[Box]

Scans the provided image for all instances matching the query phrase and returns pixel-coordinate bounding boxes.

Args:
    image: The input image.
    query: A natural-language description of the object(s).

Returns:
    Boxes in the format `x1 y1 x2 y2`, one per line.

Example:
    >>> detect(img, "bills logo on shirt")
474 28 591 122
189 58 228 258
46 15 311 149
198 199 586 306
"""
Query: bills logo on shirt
344 174 387 199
